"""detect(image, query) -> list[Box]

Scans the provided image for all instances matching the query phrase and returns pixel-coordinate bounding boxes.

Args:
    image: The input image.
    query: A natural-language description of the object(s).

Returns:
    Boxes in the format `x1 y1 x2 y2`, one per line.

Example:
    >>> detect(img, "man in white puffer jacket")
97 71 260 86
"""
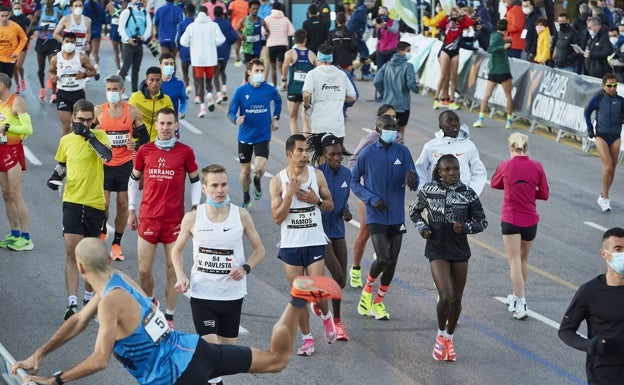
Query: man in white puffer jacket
415 110 487 195
180 6 225 117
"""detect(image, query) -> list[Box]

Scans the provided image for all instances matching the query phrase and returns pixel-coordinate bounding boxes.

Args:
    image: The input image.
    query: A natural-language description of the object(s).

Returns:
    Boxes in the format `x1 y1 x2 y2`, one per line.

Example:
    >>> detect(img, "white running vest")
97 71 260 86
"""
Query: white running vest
190 204 246 301
279 166 328 248
66 15 88 53
56 52 86 91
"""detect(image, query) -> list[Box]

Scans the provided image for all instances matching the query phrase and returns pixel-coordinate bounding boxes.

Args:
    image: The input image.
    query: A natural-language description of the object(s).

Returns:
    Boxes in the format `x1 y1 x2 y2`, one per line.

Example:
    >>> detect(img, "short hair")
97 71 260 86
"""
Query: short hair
249 0 260 7
587 16 602 26
602 227 624 247
70 0 82 6
62 31 77 41
73 99 95 116
602 73 617 84
0 73 11 88
201 164 227 183
497 19 508 31
396 41 411 52
159 52 175 63
438 109 458 123
214 5 224 16
145 66 162 76
157 107 177 121
272 1 281 10
589 0 598 7
104 74 124 88
508 132 528 153
308 4 318 14
184 2 195 15
75 238 110 273
0 5 8 12
535 17 547 26
521 0 534 5
432 154 459 182
198 5 207 13
246 58 264 71
377 104 395 116
558 12 568 19
286 133 306 152
317 43 333 55
294 29 307 44
374 114 397 131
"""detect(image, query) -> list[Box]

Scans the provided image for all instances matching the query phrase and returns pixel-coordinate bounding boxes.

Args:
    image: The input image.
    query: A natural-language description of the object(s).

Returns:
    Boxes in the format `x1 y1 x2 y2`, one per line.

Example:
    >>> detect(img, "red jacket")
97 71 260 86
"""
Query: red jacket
505 5 526 51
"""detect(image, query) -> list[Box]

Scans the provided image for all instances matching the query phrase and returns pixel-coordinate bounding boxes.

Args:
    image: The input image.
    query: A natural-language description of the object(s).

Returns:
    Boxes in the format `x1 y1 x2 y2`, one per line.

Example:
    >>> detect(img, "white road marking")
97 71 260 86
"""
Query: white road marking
232 158 274 178
348 219 361 229
584 221 608 232
23 146 42 166
238 325 249 335
179 119 202 134
361 128 373 133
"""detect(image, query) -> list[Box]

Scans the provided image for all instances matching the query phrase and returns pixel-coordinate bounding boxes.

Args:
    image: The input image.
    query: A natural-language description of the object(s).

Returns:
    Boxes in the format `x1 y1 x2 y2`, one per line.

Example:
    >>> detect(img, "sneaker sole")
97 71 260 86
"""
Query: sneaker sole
513 312 529 320
291 276 342 301
7 244 34 251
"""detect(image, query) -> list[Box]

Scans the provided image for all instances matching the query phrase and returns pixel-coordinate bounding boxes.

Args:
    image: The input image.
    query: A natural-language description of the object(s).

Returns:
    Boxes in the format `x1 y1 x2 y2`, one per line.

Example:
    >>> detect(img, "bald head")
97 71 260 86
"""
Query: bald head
76 238 110 273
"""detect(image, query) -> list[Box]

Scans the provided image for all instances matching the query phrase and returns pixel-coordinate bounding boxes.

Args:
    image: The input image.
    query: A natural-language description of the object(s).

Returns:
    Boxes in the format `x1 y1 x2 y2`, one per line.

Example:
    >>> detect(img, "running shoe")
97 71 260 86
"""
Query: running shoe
370 302 390 320
50 94 57 104
20 79 26 91
349 266 363 288
194 96 201 104
432 335 447 361
167 319 175 330
357 290 372 316
7 237 34 251
472 119 483 128
440 99 450 107
291 275 342 302
505 119 513 130
296 338 315 356
234 60 243 67
110 244 125 261
308 301 322 317
0 234 18 248
432 99 440 109
253 175 262 200
39 88 46 102
185 85 192 95
335 321 349 341
361 73 375 81
64 304 79 320
15 84 21 93
221 85 228 101
216 91 224 104
448 101 460 110
445 338 457 361
83 298 89 306
322 313 337 343
241 199 252 209
506 294 517 313
198 106 206 118
513 303 528 320
99 232 108 242
152 297 160 310
206 94 215 112
598 194 611 212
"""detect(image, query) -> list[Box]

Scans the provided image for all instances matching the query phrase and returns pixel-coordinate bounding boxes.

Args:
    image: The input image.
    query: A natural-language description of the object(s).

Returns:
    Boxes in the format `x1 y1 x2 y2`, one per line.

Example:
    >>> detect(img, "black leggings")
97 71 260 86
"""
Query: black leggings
324 238 347 318
119 43 143 92
369 232 403 286
430 259 468 334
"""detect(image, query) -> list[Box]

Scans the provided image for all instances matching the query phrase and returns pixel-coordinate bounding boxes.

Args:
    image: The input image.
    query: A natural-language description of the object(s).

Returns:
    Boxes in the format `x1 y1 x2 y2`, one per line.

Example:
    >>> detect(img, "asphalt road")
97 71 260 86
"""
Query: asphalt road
1 38 618 385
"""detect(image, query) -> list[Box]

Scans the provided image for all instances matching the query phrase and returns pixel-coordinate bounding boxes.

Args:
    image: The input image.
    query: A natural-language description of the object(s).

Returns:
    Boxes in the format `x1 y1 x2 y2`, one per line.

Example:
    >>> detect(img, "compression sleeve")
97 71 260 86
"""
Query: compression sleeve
7 113 33 135
87 136 113 162
128 173 140 210
190 175 201 207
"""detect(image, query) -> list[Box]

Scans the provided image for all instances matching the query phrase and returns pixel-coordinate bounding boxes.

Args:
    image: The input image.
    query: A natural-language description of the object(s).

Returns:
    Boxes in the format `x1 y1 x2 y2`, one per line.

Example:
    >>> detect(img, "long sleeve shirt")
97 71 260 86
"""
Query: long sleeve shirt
228 82 282 144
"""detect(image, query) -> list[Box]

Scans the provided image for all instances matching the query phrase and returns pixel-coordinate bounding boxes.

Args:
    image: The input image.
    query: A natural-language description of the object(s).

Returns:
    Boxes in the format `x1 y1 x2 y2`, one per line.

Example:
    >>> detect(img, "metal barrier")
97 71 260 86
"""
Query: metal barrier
0 342 35 385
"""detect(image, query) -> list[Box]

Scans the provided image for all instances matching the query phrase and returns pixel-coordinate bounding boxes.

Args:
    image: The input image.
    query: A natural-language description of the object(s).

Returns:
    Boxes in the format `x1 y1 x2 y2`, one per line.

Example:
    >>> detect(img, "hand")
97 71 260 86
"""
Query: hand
75 71 85 80
587 128 595 139
584 49 590 58
504 42 511 49
21 375 55 385
295 186 319 205
403 170 417 191
421 229 432 239
228 266 247 281
374 199 387 211
453 221 463 234
342 209 352 221
235 115 245 125
179 113 185 120
271 118 279 131
49 75 58 83
11 354 41 376
285 177 301 197
127 210 138 231
126 140 136 151
73 122 93 140
280 83 287 92
174 276 190 293
47 179 62 191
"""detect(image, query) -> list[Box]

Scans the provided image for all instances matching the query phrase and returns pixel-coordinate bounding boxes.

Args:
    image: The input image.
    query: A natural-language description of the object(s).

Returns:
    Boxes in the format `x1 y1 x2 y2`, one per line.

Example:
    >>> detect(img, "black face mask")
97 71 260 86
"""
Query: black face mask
559 23 568 31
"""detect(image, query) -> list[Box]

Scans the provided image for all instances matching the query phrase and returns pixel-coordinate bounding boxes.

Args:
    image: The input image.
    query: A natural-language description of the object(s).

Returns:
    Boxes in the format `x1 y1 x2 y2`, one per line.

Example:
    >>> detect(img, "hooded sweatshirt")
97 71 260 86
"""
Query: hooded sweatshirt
180 12 226 67
264 9 294 47
373 53 419 113
415 124 487 195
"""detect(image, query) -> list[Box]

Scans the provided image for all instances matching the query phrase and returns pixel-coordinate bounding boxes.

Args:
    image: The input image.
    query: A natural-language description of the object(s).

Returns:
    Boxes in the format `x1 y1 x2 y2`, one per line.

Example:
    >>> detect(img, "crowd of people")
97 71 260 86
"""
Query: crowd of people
0 0 623 384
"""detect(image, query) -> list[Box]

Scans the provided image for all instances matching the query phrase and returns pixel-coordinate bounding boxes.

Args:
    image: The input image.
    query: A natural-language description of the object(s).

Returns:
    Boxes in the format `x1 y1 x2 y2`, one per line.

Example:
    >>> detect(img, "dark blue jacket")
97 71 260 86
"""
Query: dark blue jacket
347 4 368 39
161 76 187 116
154 1 184 43
214 16 239 62
319 163 351 238
585 91 624 136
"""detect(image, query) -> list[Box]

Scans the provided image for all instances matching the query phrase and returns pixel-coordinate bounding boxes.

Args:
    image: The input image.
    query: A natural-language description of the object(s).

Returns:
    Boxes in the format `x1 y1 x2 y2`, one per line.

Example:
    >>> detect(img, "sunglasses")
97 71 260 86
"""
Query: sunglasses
605 83 618 88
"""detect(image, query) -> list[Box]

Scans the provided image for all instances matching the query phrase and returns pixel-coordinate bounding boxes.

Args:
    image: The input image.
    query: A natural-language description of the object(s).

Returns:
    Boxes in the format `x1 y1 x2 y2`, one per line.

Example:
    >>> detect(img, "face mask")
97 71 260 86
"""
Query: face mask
536 25 545 33
559 23 568 31
12 9 22 16
252 73 264 85
61 0 69 7
62 43 76 53
380 129 397 143
472 1 480 8
611 37 619 45
522 6 530 15
404 52 412 60
155 137 177 150
73 6 83 15
607 251 624 274
162 65 175 77
589 30 596 38
106 91 121 104
206 195 231 208
620 32 624 36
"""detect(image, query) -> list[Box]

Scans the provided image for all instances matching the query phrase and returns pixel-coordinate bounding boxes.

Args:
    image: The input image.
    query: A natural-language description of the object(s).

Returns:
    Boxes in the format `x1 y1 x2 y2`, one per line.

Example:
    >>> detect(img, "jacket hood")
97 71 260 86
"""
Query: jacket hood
389 53 407 65
139 80 165 99
196 12 211 23
270 9 284 18
434 123 471 140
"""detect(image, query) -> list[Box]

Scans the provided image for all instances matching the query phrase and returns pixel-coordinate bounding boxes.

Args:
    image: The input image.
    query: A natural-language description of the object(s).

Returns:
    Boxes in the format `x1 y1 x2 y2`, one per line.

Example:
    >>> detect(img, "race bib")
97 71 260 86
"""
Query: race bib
286 206 317 229
196 247 234 275
59 73 78 88
40 21 56 30
106 131 129 148
111 17 119 25
143 308 170 344
76 37 86 48
293 71 306 82
246 34 260 43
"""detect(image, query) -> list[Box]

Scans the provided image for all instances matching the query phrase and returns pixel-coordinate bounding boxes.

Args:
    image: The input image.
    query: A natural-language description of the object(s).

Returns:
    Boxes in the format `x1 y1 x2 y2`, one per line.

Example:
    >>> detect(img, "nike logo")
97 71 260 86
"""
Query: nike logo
223 228 233 232
313 255 323 260
455 153 464 157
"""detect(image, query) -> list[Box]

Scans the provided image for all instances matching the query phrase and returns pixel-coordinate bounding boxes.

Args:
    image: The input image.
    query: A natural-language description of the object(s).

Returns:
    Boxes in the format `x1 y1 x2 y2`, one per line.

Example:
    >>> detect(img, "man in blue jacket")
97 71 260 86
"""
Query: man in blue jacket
373 41 419 142
213 5 239 103
347 0 376 80
351 114 417 320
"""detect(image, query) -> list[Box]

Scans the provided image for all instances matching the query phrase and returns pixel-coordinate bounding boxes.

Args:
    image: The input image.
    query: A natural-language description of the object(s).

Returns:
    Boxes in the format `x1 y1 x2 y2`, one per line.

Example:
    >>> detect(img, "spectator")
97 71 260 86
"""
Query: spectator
314 0 331 27
554 13 581 72
347 0 376 80
521 0 541 61
597 0 613 25
473 0 493 49
373 6 399 74
583 16 612 78
533 17 551 64
302 4 329 56
153 0 183 56
422 4 445 39
504 0 525 58
589 0 611 27
263 1 294 86
609 25 624 81
117 0 153 92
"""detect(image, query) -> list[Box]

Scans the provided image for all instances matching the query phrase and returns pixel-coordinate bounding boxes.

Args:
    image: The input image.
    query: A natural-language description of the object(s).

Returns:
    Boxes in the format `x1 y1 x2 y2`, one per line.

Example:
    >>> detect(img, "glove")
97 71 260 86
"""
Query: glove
74 122 94 140
374 199 387 211
47 163 66 191
587 128 595 139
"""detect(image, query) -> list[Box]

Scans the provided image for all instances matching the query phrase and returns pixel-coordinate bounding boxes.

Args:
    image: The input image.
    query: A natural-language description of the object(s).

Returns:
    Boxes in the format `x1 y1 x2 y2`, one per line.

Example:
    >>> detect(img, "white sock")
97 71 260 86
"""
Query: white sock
83 291 94 301
518 298 526 309
68 295 78 306
302 333 313 340
321 310 332 320
437 329 445 337
446 332 454 341
165 309 175 316
200 103 206 109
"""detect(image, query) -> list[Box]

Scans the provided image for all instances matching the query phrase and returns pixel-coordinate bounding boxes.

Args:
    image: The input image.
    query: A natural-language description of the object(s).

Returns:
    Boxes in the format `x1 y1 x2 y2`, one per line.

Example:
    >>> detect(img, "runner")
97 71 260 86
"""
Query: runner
53 0 91 55
30 0 62 102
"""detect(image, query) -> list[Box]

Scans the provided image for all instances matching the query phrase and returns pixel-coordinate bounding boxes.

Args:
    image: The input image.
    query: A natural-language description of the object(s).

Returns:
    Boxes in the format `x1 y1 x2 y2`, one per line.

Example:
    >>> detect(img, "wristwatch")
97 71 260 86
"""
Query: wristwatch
53 371 64 385
242 264 251 274
316 198 323 207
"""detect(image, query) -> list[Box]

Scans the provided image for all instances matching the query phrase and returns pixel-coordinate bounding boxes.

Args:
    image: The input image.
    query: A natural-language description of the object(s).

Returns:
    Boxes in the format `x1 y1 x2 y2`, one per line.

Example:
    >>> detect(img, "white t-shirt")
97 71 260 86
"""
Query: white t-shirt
302 65 356 138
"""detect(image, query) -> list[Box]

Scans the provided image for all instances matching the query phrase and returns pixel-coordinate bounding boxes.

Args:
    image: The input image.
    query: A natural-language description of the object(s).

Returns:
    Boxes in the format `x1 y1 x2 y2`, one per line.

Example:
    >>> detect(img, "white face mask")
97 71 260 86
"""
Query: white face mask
106 91 121 104
62 42 76 53
610 37 619 45
12 9 22 16
522 6 531 15
73 6 83 15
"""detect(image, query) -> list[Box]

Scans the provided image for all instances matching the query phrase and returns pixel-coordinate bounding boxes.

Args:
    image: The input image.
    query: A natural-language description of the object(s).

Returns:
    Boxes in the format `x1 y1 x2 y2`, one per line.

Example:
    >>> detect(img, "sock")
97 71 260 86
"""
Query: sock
165 309 175 317
352 265 361 270
208 377 222 385
363 275 376 294
11 229 20 237
437 329 445 337
478 112 484 120
243 191 250 201
200 102 206 109
320 311 332 320
374 284 389 304
446 332 453 341
507 114 513 122
83 291 94 301
518 297 526 309
21 232 30 241
113 232 123 245
302 333 313 340
101 225 107 235
68 295 78 306
290 297 306 308
253 174 261 188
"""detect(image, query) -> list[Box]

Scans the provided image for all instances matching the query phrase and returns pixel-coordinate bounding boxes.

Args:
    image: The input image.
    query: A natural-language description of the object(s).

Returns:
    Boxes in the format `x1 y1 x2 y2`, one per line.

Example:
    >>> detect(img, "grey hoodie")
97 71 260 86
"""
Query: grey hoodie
373 53 419 112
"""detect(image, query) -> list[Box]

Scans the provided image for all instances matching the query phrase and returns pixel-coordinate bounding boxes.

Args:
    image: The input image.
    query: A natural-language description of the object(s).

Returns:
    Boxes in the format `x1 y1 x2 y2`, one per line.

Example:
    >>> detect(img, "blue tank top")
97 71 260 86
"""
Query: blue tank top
39 9 60 40
103 273 199 385
287 48 315 95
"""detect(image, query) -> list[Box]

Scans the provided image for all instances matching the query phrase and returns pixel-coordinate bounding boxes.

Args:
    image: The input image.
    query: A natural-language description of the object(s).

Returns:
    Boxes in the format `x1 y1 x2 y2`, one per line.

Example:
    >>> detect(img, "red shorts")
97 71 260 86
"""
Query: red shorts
0 143 26 172
193 66 215 79
138 218 181 244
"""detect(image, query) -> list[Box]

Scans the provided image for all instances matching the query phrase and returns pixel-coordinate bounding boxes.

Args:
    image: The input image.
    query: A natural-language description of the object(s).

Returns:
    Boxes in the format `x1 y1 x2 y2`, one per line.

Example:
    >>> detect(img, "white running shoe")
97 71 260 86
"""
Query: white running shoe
513 303 528 320
598 194 611 212
506 294 517 313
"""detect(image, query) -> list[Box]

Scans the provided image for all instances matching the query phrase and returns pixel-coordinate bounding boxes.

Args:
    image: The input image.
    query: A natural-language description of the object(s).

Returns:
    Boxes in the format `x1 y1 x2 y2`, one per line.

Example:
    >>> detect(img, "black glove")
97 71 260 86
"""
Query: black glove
74 122 94 140
587 128 595 139
374 199 388 211
47 163 66 191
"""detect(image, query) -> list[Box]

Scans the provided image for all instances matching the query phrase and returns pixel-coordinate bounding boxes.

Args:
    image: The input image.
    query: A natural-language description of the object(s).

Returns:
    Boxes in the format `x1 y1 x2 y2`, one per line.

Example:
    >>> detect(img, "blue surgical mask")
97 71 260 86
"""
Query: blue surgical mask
12 9 22 16
155 137 177 150
380 129 397 143
607 251 624 274
252 73 264 85
589 30 596 38
404 52 412 61
206 195 231 208
162 65 175 77
106 91 121 104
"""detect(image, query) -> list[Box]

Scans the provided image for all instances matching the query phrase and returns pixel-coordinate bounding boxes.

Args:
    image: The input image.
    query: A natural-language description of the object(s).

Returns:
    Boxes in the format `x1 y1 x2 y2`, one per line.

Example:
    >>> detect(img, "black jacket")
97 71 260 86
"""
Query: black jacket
302 15 329 54
584 27 614 78
553 24 580 68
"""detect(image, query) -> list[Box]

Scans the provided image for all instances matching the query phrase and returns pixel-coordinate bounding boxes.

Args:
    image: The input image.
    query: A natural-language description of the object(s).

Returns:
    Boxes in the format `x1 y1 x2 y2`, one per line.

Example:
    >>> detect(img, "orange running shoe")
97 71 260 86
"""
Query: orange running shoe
432 335 447 361
445 338 456 361
291 276 342 302
110 244 125 261
335 321 349 341
99 232 108 242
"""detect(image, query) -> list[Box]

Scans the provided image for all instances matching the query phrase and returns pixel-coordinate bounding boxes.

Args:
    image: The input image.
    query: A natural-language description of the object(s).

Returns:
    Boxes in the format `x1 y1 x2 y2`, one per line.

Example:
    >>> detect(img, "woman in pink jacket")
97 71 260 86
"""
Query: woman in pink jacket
263 2 294 86
491 133 549 321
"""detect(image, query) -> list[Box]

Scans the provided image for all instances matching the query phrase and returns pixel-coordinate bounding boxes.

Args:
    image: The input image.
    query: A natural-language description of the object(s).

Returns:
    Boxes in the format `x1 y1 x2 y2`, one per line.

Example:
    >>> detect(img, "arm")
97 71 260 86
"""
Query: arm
350 155 381 206
490 162 505 190
315 170 334 211
13 23 28 55
584 95 599 133
227 89 241 123
535 162 549 201
344 72 357 103
188 171 201 209
461 193 488 234
558 288 602 354
52 16 67 43
281 50 294 85
229 208 265 280
118 9 130 42
79 53 97 78
414 145 432 187
270 174 294 225
127 167 143 230
406 64 419 94
178 83 188 117
468 147 487 195
373 65 384 94
8 96 33 136
172 210 195 293
142 11 153 41
408 189 431 236
215 26 226 47
386 18 399 34
272 87 282 117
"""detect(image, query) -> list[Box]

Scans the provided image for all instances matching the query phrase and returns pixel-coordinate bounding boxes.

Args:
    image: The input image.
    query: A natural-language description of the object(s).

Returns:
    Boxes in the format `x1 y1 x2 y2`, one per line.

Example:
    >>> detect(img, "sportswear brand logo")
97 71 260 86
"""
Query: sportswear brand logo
158 157 166 168
321 83 340 91
313 255 323 260
223 228 233 232
394 159 402 165
245 95 249 100
455 152 464 157
341 181 348 188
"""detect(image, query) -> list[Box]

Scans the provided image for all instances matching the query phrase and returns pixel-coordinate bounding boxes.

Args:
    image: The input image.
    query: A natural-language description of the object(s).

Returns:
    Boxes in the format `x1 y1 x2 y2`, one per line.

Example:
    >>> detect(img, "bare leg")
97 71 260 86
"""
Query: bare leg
64 234 84 297
595 137 620 199
137 237 158 297
352 200 369 267
163 242 178 312
503 234 524 298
